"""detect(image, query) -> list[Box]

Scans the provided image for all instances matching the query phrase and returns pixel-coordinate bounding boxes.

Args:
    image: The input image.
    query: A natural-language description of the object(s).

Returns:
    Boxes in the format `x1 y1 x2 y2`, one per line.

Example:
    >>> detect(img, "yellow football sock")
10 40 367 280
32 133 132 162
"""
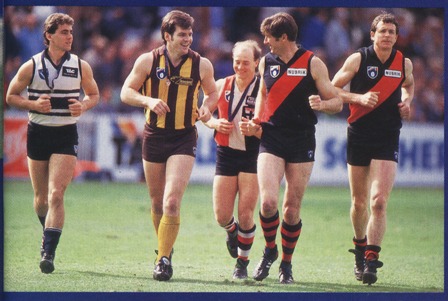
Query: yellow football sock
157 215 180 261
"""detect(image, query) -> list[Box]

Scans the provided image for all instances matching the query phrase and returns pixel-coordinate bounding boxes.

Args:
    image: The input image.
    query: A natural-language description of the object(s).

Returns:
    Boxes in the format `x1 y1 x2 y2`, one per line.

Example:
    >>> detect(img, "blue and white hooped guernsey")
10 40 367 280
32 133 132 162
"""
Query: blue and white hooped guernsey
28 50 82 126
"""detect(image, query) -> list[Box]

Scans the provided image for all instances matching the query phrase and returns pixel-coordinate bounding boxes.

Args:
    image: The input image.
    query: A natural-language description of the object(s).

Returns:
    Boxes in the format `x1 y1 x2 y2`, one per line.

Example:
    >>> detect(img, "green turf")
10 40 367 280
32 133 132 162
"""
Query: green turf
3 181 444 292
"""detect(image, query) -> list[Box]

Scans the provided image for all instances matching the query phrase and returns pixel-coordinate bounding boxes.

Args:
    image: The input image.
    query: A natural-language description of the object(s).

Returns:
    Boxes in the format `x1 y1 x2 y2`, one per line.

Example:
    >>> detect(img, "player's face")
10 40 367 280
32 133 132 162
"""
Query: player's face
263 33 282 55
48 24 73 52
233 47 258 80
371 21 397 50
166 25 193 57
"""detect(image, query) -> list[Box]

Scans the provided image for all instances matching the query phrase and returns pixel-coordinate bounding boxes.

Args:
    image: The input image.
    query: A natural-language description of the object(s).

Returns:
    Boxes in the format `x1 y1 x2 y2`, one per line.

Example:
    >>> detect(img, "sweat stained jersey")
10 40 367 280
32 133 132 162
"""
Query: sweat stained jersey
262 47 318 132
28 50 82 126
141 45 202 130
348 45 405 132
214 75 260 151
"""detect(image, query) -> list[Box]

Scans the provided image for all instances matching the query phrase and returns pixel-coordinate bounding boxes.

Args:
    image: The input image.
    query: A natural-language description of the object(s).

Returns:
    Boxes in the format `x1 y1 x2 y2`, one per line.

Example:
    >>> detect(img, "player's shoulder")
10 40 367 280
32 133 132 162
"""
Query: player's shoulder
133 52 154 69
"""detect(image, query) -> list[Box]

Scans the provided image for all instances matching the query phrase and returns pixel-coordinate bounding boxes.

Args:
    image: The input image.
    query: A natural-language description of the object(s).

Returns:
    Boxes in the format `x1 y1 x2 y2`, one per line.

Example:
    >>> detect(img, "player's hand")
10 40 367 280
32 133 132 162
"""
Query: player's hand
309 95 323 111
35 94 52 113
239 117 261 137
148 98 170 116
197 105 211 122
398 101 411 120
68 98 84 117
251 117 262 125
358 91 379 108
214 118 233 134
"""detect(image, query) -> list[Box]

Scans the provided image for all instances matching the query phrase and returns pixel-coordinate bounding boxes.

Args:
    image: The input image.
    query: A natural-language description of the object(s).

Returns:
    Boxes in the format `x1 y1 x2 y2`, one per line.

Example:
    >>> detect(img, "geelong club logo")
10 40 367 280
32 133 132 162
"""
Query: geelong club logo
38 69 47 80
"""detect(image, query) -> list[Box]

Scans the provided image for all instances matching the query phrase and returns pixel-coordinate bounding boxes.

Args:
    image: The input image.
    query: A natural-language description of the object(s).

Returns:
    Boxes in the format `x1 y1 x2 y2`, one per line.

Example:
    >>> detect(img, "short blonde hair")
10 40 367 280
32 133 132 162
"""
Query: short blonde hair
232 40 262 61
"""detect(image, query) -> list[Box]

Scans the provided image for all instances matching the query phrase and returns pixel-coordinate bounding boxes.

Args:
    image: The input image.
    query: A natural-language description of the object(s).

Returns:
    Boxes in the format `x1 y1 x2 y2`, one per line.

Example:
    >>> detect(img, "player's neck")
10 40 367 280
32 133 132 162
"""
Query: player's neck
165 45 186 67
47 47 66 65
235 74 255 91
373 45 393 63
277 43 298 64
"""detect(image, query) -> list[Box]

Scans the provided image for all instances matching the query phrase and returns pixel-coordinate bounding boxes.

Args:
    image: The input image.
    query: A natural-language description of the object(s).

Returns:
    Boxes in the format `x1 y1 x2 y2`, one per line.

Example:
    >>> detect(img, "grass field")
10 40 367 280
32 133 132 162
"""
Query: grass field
3 180 444 296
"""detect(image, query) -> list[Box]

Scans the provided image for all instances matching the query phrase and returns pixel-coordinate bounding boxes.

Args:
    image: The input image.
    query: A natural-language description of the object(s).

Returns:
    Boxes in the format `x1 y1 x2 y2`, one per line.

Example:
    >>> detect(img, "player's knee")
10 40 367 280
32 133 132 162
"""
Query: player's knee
215 213 232 227
370 196 388 216
151 202 164 215
34 196 48 207
237 212 254 227
260 200 278 216
163 198 181 215
282 206 299 222
352 200 368 212
48 189 64 207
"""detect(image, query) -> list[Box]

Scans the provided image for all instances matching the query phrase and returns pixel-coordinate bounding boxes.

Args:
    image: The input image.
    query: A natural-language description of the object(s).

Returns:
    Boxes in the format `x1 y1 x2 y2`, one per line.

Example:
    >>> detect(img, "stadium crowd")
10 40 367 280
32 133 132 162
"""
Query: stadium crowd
4 6 444 123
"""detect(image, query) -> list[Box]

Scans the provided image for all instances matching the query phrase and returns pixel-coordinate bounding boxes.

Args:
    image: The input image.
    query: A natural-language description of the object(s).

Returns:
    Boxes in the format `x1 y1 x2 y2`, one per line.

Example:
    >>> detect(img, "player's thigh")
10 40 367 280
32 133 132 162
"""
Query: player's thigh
237 172 258 226
237 172 259 211
370 159 397 202
348 164 370 201
165 155 195 198
143 159 166 205
257 153 284 199
283 162 313 206
48 154 77 193
27 158 49 197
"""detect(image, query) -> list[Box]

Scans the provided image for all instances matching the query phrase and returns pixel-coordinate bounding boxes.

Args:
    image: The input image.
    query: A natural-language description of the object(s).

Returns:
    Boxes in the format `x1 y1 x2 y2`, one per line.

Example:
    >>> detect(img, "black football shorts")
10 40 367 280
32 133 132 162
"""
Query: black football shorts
215 145 258 176
27 122 78 160
347 127 400 166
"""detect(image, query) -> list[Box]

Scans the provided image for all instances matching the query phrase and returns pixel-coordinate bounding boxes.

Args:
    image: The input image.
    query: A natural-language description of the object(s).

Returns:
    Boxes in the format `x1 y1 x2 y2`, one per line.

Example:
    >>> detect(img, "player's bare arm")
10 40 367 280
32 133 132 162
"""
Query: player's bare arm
197 57 218 122
398 58 415 120
6 60 52 112
69 59 99 117
332 52 379 108
203 78 233 133
120 52 170 116
243 59 265 133
309 56 342 114
252 57 266 125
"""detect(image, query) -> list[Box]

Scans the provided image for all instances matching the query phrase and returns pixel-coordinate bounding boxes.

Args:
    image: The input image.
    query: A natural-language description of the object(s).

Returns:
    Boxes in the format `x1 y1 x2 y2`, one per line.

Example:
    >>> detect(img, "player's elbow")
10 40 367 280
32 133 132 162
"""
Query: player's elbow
5 94 18 108
120 87 131 104
335 98 344 113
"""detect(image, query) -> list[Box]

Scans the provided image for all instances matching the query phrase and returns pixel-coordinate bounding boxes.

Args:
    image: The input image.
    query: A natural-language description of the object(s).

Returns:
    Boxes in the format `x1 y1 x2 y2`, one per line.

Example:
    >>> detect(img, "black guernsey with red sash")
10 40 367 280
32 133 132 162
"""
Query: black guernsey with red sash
349 45 405 132
263 47 318 132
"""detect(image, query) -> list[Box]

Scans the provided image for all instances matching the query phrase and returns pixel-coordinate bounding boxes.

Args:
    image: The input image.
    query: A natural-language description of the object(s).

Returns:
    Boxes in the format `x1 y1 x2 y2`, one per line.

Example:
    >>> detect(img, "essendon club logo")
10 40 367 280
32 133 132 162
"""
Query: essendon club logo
270 65 280 78
156 67 167 80
367 66 378 79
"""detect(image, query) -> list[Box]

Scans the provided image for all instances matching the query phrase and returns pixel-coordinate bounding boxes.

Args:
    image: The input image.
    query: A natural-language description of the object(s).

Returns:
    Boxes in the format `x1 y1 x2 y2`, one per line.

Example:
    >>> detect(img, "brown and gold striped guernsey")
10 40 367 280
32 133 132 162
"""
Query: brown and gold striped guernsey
141 45 201 130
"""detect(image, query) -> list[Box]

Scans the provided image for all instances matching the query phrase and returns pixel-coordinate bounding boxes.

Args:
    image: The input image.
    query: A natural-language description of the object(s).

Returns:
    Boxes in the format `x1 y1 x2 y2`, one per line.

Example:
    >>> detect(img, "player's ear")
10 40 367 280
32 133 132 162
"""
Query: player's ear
164 31 171 43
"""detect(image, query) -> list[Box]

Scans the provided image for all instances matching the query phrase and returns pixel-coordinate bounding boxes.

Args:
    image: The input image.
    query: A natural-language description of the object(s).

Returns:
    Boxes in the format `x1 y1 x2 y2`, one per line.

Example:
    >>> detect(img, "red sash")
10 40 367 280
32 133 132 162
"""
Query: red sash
348 51 404 123
263 50 313 122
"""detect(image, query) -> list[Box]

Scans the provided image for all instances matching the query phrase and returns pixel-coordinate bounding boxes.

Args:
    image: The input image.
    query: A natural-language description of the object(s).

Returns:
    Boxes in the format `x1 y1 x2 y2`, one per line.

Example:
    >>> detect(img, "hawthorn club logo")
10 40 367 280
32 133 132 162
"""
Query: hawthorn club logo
156 67 167 80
